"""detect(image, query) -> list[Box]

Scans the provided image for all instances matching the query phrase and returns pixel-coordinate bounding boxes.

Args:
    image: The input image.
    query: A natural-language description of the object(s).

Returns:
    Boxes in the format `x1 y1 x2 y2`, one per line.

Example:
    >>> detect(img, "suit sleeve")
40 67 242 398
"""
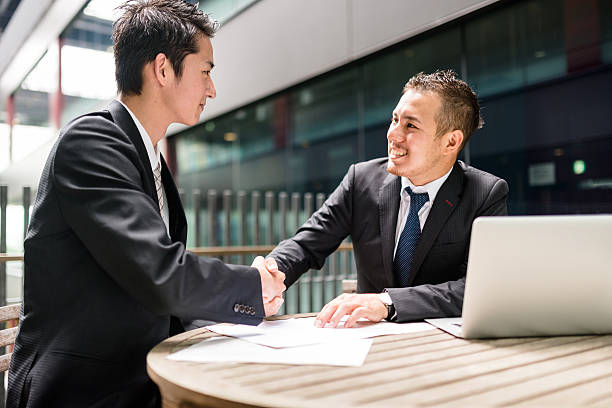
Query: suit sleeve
388 177 509 322
268 165 355 287
52 119 264 325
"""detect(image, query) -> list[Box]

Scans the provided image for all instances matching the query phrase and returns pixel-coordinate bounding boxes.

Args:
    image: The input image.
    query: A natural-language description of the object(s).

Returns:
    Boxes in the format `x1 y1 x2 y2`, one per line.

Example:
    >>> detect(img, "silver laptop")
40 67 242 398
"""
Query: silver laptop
426 215 612 339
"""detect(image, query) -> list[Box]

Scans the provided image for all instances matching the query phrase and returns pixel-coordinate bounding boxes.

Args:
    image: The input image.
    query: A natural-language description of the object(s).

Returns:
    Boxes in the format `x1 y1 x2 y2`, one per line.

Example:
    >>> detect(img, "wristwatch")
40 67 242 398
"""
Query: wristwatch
378 291 396 321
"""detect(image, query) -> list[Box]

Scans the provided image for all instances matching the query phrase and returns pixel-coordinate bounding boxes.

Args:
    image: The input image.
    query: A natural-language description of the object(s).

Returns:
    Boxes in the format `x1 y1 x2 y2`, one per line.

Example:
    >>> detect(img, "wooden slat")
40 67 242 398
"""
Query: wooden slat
0 303 20 322
248 336 536 396
0 253 23 262
148 315 612 408
433 350 612 407
1 244 354 262
309 336 603 404
355 337 612 407
520 375 612 407
0 326 18 348
233 334 459 388
341 279 357 294
189 243 353 257
500 364 612 406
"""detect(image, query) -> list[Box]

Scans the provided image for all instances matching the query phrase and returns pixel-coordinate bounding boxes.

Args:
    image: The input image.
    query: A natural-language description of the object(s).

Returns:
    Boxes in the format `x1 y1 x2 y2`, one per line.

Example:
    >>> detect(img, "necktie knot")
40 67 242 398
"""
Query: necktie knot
153 161 161 179
406 187 429 214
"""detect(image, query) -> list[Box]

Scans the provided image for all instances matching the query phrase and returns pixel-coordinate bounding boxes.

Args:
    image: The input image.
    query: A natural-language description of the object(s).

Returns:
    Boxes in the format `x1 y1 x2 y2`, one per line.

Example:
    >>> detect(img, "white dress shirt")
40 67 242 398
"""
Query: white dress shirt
117 100 170 236
393 167 453 257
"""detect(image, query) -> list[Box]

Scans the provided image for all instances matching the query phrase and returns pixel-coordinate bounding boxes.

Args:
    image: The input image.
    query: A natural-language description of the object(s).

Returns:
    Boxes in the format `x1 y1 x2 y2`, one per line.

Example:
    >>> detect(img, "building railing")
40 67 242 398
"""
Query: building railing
0 243 355 315
0 254 22 262
0 185 356 315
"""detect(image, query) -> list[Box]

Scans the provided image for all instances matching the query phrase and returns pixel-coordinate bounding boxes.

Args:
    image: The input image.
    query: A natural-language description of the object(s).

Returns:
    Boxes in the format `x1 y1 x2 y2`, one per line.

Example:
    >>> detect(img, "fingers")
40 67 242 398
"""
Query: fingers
315 294 348 328
264 295 284 317
265 257 279 273
329 301 355 328
251 255 265 269
314 294 388 328
265 257 285 289
344 307 368 328
254 256 286 316
254 256 280 275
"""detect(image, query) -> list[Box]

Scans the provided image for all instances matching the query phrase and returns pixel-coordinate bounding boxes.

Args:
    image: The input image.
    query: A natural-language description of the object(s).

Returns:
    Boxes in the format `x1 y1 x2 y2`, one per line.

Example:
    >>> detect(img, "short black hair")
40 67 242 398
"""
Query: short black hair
404 70 483 149
112 0 218 95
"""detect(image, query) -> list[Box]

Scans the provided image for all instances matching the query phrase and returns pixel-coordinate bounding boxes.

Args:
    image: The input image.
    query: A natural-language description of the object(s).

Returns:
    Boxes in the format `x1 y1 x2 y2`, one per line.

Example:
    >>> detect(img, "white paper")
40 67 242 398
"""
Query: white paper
168 336 372 367
206 317 433 348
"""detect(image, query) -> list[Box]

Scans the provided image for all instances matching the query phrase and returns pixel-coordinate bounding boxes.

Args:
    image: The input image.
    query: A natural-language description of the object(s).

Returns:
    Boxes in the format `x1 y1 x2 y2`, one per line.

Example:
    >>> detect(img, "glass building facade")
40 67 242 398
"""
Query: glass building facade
170 0 611 243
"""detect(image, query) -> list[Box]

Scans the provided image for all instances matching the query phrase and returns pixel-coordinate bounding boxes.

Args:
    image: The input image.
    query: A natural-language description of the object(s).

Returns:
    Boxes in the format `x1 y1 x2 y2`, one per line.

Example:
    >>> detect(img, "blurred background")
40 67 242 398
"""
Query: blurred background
0 0 611 309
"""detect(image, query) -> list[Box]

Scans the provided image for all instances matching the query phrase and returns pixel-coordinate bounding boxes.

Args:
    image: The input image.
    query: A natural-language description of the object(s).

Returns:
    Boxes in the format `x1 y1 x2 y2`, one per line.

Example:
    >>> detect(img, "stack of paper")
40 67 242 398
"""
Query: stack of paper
168 317 432 367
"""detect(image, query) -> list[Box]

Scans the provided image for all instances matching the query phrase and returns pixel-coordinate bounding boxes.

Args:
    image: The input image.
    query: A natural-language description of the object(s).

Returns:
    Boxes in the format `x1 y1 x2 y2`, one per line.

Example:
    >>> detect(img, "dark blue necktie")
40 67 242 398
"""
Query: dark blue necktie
393 188 429 287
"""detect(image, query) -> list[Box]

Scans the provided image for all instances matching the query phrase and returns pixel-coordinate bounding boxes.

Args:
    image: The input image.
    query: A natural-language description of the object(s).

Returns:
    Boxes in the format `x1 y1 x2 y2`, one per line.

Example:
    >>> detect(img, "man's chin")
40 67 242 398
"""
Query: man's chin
386 160 401 176
181 117 199 127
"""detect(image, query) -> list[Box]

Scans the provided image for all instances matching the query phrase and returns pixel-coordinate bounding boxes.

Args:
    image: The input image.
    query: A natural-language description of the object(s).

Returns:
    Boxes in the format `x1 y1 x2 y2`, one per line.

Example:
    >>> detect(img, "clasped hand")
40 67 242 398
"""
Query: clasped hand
251 256 285 316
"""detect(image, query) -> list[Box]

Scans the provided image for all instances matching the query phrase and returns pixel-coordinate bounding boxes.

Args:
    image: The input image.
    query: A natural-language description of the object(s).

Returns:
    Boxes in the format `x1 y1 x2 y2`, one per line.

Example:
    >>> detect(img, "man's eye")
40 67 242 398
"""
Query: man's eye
391 117 398 124
202 71 210 76
406 123 416 128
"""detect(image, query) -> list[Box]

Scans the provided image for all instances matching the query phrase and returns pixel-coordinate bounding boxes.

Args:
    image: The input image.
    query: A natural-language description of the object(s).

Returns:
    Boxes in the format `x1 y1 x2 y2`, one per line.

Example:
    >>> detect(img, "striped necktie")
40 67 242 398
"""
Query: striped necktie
153 161 164 216
393 187 429 287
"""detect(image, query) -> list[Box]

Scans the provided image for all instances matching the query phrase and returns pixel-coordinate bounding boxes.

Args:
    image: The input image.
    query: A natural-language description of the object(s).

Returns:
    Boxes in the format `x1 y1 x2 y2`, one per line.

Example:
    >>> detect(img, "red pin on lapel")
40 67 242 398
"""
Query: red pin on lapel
445 199 453 207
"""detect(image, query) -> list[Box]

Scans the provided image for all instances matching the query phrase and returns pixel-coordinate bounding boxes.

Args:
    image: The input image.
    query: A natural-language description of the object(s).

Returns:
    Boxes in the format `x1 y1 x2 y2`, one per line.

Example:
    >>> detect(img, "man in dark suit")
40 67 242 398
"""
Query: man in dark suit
7 1 285 407
268 70 508 328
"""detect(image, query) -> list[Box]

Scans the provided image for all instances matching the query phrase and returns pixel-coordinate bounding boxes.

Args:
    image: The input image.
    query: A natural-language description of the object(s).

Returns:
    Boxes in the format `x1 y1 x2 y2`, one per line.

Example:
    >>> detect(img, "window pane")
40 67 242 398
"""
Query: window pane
291 68 359 146
198 0 258 24
522 0 566 84
601 0 612 63
362 27 462 128
466 5 524 96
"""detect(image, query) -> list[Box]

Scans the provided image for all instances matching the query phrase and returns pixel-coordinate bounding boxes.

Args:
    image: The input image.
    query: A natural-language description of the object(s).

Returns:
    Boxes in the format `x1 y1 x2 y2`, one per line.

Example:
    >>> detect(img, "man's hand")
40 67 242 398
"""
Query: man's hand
251 256 285 316
315 293 388 328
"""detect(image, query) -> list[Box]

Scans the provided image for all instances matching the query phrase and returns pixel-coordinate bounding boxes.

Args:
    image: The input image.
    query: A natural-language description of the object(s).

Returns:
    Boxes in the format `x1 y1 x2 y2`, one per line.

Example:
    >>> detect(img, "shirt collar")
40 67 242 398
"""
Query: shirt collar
116 99 160 172
401 166 453 204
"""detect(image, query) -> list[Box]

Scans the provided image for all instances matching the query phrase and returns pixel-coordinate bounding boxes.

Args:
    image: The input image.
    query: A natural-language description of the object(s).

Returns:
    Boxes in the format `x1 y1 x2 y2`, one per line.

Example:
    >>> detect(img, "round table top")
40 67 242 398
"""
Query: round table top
147 315 612 408
147 313 440 408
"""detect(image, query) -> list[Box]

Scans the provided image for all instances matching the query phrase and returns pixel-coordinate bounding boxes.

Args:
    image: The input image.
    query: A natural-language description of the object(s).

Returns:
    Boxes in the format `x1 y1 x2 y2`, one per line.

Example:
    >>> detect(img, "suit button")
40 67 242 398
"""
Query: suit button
234 303 240 313
239 305 245 313
250 307 256 315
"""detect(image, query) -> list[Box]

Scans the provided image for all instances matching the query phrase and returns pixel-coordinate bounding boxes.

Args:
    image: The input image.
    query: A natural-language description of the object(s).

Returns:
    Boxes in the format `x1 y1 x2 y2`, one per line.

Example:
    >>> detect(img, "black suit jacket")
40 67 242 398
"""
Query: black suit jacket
7 101 264 408
269 158 508 322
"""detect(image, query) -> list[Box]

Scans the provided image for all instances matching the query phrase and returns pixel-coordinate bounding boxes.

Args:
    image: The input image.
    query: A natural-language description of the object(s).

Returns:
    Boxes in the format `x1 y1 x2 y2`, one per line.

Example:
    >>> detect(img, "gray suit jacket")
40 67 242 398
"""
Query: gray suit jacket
7 101 264 408
269 158 508 322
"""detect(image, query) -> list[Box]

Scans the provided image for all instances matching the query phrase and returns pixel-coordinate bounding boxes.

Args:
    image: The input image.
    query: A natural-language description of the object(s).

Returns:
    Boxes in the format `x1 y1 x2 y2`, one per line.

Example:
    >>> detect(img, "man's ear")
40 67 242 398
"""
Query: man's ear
444 130 464 155
152 53 171 86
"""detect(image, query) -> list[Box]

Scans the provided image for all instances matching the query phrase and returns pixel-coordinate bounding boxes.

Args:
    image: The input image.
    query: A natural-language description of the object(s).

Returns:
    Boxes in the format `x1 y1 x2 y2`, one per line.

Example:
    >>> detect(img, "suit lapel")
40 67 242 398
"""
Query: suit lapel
407 162 464 286
106 100 158 205
160 155 187 245
378 172 401 287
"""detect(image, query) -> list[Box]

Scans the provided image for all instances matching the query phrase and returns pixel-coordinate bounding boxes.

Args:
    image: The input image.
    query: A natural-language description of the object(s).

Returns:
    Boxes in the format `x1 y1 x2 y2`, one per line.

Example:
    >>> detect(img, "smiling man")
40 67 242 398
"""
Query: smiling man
7 1 285 407
268 70 508 327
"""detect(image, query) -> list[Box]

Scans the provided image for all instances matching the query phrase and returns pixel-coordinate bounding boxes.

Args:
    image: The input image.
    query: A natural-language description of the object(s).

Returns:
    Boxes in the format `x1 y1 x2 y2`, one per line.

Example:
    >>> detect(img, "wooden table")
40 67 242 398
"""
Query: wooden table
147 314 612 407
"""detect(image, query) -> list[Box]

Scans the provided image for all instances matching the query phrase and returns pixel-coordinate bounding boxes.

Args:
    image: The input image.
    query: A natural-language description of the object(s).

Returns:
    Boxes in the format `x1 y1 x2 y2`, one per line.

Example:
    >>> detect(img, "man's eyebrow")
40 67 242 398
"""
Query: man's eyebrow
206 61 215 70
401 114 422 124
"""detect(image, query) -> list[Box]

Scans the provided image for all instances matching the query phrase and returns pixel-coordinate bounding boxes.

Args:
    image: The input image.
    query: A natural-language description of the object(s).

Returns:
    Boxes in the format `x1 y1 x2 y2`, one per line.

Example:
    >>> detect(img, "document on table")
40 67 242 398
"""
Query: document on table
205 316 433 348
167 317 433 367
168 336 372 367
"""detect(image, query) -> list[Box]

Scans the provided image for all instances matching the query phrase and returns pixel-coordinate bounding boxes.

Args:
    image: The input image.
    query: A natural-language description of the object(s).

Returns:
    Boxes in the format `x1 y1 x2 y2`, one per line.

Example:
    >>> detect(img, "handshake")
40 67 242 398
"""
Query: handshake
251 256 389 325
251 256 286 316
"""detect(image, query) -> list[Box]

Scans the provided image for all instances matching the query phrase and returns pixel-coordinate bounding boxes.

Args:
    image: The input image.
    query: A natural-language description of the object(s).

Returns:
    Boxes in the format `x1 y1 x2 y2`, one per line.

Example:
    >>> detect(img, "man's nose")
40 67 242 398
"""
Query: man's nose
387 125 401 142
207 77 216 99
